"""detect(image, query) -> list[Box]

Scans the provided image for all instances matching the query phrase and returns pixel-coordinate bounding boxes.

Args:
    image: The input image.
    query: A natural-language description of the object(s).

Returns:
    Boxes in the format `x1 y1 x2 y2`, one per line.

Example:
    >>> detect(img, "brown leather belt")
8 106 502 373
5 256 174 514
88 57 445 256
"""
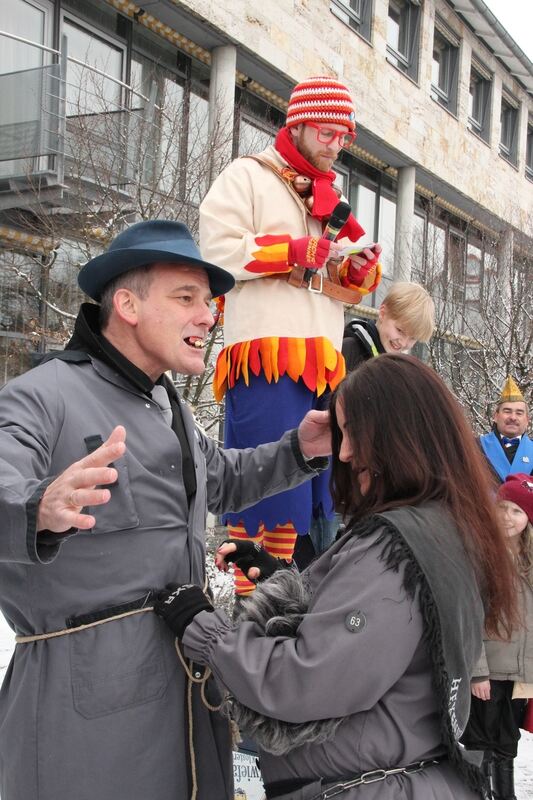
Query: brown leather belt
268 259 362 305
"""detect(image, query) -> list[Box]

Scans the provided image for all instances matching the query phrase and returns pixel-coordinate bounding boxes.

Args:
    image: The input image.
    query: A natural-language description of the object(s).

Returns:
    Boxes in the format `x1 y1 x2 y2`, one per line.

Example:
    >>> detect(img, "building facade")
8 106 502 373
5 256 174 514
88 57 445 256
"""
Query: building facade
0 0 532 406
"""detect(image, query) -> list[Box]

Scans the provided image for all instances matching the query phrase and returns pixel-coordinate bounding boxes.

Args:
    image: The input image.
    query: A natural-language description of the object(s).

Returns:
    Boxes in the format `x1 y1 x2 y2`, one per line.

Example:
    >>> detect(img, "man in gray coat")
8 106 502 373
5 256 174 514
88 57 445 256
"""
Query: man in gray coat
0 220 331 800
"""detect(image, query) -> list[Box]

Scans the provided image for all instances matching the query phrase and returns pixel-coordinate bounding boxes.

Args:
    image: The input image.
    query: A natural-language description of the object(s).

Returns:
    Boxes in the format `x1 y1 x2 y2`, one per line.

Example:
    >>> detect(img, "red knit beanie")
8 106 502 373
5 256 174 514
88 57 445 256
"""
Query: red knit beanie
497 473 533 523
286 76 356 131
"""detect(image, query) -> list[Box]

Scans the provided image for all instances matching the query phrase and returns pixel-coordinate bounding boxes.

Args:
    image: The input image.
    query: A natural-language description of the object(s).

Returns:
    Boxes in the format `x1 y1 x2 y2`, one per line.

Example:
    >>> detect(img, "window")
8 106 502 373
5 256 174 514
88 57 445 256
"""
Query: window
378 195 396 279
158 78 185 195
130 50 189 192
330 163 350 200
448 231 466 306
386 0 420 82
426 221 446 315
468 60 492 142
430 20 459 114
186 87 210 205
465 242 482 308
63 18 124 116
354 182 377 245
526 121 533 180
330 0 372 41
238 117 275 156
1 0 50 74
499 93 519 165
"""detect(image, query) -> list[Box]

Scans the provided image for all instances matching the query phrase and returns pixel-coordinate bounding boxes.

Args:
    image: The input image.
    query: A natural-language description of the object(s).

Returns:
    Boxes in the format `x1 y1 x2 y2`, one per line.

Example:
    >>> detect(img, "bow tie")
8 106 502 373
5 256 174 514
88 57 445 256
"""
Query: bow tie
502 436 520 447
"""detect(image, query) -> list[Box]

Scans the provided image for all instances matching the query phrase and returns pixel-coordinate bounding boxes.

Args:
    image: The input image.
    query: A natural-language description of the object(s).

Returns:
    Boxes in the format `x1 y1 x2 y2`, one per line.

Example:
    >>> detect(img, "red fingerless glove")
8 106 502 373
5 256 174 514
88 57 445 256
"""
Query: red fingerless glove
288 236 331 269
347 247 381 284
347 259 375 285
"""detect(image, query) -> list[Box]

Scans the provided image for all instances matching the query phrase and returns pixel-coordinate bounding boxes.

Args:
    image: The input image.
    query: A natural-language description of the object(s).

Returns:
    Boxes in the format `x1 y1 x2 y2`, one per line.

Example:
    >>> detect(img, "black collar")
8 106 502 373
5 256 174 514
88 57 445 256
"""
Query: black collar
65 303 157 394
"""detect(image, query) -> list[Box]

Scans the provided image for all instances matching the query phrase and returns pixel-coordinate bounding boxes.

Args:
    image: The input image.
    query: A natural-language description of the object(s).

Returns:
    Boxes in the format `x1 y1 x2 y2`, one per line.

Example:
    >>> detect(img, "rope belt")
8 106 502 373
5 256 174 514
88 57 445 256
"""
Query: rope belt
15 607 153 643
309 759 443 800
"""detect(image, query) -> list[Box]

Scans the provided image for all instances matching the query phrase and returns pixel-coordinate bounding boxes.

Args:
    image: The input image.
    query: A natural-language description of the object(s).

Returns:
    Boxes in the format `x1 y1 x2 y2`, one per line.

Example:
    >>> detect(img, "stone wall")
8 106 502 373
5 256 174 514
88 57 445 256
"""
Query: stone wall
176 0 533 231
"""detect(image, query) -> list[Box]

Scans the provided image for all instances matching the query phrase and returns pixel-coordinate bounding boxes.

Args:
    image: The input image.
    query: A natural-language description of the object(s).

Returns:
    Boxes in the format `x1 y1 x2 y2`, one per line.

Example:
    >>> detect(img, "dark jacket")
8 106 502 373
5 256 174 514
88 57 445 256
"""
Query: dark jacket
342 318 385 372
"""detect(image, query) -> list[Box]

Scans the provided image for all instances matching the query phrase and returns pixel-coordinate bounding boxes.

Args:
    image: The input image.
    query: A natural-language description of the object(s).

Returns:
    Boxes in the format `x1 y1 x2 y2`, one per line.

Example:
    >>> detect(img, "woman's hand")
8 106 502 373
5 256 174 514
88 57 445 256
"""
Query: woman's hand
153 584 213 639
471 679 491 700
215 539 288 583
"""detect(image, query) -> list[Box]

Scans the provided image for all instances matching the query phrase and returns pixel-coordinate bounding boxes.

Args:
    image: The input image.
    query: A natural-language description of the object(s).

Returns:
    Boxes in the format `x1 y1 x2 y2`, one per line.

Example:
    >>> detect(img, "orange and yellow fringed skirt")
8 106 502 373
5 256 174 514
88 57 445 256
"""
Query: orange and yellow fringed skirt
213 335 345 403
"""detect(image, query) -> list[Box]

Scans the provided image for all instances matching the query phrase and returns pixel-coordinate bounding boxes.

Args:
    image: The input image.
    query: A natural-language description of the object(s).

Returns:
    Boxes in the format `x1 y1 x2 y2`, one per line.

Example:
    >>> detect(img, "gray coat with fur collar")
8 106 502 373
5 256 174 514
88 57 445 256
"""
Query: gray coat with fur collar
183 507 484 800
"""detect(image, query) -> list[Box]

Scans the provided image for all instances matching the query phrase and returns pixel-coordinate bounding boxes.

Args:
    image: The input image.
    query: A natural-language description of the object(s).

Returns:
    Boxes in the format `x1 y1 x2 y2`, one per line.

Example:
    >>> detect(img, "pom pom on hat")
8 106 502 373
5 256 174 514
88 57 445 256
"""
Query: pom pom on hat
497 473 533 524
286 76 356 132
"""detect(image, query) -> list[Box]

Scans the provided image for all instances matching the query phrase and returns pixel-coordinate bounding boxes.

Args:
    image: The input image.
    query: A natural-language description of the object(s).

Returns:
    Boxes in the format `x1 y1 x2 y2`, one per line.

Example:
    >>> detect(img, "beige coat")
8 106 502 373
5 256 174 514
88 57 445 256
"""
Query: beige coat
199 146 356 350
473 537 533 682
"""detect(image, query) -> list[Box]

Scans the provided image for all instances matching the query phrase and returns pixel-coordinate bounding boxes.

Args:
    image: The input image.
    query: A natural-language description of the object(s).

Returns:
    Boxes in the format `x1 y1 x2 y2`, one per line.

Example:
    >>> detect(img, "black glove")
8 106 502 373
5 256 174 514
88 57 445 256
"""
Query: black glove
153 584 213 639
219 539 291 583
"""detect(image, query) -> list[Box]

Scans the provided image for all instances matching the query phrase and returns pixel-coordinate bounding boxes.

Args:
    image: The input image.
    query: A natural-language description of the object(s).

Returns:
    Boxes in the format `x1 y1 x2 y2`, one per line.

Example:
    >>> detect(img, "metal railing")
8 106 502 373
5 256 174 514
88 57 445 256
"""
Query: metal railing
0 29 161 196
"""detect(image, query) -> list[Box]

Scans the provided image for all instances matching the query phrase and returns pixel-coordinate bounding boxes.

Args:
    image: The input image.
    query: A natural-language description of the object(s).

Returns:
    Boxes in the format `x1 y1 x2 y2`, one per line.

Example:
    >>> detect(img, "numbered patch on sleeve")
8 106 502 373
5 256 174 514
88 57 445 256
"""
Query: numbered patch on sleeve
345 610 366 633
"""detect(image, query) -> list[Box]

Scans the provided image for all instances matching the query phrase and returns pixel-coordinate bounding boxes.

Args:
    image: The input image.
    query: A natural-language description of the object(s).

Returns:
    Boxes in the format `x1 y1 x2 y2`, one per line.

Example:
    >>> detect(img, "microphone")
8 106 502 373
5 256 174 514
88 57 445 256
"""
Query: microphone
323 201 352 241
304 201 352 283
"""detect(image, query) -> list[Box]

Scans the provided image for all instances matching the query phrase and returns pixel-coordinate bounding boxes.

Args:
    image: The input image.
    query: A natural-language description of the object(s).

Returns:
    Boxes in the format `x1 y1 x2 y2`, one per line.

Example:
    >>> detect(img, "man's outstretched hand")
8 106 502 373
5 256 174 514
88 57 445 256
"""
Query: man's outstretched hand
37 425 127 534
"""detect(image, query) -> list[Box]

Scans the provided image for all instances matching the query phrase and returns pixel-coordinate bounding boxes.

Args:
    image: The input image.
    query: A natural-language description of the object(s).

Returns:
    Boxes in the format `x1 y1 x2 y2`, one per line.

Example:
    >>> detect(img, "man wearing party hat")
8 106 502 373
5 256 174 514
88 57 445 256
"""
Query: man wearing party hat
479 376 532 482
200 76 382 593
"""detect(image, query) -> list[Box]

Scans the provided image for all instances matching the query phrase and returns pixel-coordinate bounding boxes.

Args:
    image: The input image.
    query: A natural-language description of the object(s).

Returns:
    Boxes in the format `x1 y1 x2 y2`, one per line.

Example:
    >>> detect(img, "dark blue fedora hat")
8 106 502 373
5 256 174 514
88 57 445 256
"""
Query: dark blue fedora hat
78 219 235 301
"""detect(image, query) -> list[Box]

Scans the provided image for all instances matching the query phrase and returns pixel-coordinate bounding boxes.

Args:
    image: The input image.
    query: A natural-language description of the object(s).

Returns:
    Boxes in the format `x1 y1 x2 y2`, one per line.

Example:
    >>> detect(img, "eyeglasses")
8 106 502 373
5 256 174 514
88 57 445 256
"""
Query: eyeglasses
305 122 357 148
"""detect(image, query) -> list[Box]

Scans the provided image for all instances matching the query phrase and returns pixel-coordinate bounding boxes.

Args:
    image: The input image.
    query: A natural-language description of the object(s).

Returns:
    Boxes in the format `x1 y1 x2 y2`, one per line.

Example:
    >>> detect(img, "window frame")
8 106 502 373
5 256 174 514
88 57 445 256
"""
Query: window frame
237 113 276 157
386 0 421 83
468 60 492 142
430 20 460 115
330 0 372 41
526 120 533 181
499 92 519 166
61 12 127 117
1 0 54 71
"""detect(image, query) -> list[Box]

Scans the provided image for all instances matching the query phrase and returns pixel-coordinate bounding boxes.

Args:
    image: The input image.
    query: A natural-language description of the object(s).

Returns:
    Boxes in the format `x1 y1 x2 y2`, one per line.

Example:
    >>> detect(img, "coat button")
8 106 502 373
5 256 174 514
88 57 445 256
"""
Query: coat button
145 403 151 408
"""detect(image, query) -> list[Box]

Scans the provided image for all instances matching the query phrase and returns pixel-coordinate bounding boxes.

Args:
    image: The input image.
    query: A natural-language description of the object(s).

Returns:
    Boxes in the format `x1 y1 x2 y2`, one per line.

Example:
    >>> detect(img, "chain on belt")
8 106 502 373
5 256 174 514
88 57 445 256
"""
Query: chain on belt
309 758 442 800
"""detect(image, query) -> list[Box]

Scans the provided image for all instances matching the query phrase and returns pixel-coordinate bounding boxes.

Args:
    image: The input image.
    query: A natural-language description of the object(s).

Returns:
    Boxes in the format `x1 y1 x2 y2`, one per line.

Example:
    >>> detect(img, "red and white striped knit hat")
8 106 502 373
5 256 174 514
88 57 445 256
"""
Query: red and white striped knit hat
286 76 356 131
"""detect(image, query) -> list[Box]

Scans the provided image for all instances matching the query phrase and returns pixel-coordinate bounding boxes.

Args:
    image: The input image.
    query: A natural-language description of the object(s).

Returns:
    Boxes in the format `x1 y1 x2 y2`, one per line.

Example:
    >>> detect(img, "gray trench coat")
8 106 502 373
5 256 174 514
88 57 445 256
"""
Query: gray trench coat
0 355 324 800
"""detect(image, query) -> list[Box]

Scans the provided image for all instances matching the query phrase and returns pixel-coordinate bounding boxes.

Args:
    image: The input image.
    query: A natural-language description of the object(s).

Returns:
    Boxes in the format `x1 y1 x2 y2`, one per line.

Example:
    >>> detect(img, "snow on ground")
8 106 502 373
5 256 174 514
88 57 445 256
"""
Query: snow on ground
0 613 532 796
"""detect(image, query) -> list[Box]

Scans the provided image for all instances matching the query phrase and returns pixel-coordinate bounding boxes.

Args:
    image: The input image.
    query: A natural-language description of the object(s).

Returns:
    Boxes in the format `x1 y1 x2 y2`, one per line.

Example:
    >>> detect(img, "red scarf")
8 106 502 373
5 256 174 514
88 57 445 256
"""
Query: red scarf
275 127 364 242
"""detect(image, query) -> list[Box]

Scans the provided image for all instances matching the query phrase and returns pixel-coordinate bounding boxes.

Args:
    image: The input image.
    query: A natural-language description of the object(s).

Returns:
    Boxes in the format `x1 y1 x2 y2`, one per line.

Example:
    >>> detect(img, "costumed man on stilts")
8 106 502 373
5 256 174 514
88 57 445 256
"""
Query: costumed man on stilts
479 377 532 483
200 76 382 594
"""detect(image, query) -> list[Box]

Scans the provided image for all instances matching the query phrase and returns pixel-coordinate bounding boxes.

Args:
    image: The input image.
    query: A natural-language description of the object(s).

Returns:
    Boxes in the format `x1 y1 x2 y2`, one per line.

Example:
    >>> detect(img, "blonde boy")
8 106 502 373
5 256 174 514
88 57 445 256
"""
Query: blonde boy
343 282 435 371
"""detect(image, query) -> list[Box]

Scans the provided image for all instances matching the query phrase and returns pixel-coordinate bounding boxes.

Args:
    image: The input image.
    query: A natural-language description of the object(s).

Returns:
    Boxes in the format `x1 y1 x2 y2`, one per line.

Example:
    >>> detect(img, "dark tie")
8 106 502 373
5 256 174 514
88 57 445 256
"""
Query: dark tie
502 436 520 447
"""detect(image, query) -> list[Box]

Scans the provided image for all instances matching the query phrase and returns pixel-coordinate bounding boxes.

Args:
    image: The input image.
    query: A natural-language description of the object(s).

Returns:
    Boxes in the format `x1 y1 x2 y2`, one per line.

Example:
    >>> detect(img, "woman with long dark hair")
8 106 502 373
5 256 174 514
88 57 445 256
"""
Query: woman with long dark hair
155 354 518 800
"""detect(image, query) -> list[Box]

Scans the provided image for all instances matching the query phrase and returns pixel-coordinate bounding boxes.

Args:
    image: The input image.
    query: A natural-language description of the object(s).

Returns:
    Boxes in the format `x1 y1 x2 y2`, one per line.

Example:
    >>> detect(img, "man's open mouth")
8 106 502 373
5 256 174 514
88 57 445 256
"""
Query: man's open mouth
184 336 205 349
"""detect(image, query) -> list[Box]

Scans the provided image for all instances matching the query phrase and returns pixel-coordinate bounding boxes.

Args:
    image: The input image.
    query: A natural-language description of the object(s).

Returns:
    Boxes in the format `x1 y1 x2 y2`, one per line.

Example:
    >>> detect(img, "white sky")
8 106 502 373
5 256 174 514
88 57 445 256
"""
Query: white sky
482 0 533 61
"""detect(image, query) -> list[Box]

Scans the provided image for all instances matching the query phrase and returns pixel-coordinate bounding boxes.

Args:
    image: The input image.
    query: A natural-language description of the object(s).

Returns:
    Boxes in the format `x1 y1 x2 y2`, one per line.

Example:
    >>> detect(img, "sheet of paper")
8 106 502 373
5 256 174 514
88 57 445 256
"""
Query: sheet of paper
339 243 375 257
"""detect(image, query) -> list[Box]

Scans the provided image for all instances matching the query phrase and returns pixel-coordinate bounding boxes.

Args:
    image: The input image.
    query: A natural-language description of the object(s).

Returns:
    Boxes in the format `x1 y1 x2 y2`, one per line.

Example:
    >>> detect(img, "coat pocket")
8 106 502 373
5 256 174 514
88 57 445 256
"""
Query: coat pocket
484 638 520 675
69 614 167 719
87 461 139 534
